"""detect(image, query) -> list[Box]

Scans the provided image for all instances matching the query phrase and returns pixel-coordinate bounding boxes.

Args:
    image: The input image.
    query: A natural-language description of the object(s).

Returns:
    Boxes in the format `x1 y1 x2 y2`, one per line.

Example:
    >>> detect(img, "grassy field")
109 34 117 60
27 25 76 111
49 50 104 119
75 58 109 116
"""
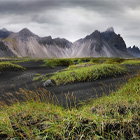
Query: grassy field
0 73 139 139
37 64 127 85
0 57 140 139
43 57 123 67
0 62 25 72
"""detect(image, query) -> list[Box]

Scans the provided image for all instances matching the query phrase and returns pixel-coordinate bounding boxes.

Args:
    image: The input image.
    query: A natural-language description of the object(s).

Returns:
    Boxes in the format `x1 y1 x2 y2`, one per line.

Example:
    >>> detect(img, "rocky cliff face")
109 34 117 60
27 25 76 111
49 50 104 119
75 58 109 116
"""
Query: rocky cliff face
71 27 131 58
0 27 133 58
102 27 127 51
0 41 15 57
0 28 13 39
127 46 140 58
3 28 72 58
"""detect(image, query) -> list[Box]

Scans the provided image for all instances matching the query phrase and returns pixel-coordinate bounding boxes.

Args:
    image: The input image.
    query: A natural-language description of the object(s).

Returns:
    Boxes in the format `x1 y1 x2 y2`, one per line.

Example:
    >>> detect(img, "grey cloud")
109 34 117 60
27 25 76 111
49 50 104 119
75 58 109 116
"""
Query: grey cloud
0 0 140 47
0 0 133 16
127 34 140 39
31 14 62 25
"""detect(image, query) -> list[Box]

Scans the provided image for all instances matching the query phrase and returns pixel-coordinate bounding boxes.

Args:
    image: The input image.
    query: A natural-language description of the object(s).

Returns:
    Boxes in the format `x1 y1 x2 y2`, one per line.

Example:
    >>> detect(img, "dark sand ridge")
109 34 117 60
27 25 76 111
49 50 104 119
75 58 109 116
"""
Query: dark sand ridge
0 61 140 107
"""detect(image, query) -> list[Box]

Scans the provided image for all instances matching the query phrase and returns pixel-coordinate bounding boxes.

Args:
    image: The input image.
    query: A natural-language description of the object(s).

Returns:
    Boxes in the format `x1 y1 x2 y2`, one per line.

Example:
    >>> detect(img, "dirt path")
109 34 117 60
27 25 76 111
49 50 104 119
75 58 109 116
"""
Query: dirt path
0 61 140 106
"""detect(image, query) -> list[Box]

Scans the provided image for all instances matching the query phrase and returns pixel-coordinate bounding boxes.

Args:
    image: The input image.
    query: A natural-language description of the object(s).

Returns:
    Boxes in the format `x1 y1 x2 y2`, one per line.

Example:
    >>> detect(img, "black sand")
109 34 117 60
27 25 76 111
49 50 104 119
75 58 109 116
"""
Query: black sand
0 61 140 106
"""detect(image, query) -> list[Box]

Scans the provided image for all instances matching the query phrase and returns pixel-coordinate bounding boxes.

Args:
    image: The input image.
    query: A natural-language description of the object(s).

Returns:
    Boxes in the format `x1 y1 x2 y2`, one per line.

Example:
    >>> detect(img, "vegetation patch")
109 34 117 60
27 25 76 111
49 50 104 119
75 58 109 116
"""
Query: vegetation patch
0 73 140 139
44 58 74 68
121 59 140 65
42 64 127 85
10 58 44 63
0 62 26 72
68 62 95 69
78 73 140 139
104 58 125 64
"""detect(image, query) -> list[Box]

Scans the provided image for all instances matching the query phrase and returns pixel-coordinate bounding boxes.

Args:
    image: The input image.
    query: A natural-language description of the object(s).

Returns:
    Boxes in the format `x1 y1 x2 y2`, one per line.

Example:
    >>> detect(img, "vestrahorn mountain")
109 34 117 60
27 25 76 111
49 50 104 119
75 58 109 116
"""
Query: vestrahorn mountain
127 45 140 58
0 27 135 58
72 27 131 57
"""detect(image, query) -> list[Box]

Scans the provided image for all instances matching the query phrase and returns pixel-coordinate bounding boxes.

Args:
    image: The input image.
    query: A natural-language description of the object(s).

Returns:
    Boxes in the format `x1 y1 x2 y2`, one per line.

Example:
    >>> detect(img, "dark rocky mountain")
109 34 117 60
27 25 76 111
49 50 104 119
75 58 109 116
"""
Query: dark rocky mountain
0 28 13 39
101 27 127 51
3 28 72 57
17 28 39 40
39 37 72 49
72 27 131 58
127 46 140 58
0 27 134 58
0 41 15 57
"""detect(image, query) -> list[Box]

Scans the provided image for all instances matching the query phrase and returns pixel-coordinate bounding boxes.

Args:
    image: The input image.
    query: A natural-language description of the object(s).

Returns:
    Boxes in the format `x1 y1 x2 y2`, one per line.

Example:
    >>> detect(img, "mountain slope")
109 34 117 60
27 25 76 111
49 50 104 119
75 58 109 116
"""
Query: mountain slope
0 28 13 39
3 28 72 58
0 41 15 57
71 27 131 58
0 27 133 58
127 46 140 58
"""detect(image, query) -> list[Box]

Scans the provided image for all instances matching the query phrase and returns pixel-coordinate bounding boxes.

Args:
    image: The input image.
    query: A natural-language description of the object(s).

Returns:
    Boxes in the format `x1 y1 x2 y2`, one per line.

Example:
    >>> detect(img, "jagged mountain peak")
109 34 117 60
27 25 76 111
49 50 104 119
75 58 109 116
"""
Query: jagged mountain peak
1 28 8 32
105 27 114 32
127 45 140 58
53 37 72 48
54 37 70 42
132 45 139 49
0 28 13 39
102 27 127 51
40 36 52 40
18 28 36 37
0 27 133 58
128 45 140 51
20 28 31 32
85 30 101 40
91 30 100 35
46 36 52 39
39 36 53 45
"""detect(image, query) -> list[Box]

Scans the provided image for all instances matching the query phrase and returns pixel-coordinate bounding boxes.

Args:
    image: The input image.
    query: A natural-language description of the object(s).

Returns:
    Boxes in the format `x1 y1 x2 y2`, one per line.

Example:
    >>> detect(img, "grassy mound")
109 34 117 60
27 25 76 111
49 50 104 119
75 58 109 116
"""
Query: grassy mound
44 58 74 68
68 62 95 69
0 62 26 72
42 64 127 85
104 58 124 64
121 59 140 65
0 73 140 139
77 73 140 139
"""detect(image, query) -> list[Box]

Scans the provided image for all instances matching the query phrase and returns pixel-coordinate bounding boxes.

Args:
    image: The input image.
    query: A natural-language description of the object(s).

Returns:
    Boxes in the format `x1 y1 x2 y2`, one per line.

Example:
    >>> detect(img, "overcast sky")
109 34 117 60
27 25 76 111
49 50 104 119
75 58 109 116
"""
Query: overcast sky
0 0 140 48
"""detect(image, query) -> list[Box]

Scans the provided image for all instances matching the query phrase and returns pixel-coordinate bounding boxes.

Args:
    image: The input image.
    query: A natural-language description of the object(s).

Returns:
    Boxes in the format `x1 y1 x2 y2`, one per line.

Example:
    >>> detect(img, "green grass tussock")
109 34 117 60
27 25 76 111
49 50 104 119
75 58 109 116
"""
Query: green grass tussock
121 59 140 65
0 62 26 72
68 62 95 69
78 73 140 139
42 64 127 85
44 58 74 68
0 73 140 139
104 58 124 64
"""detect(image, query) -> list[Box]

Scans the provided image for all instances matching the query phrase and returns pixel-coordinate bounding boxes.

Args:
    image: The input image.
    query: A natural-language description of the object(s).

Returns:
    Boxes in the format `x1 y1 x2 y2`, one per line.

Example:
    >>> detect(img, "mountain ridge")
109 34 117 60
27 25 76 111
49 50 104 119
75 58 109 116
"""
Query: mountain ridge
0 27 137 58
71 27 131 58
127 45 140 58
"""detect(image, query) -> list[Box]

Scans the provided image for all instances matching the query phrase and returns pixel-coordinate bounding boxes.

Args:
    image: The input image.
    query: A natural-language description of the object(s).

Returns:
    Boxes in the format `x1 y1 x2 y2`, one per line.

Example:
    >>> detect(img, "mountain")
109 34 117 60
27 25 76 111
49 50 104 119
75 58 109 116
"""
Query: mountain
3 28 72 57
0 27 133 58
71 27 131 58
127 46 140 58
0 28 13 39
0 41 15 57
